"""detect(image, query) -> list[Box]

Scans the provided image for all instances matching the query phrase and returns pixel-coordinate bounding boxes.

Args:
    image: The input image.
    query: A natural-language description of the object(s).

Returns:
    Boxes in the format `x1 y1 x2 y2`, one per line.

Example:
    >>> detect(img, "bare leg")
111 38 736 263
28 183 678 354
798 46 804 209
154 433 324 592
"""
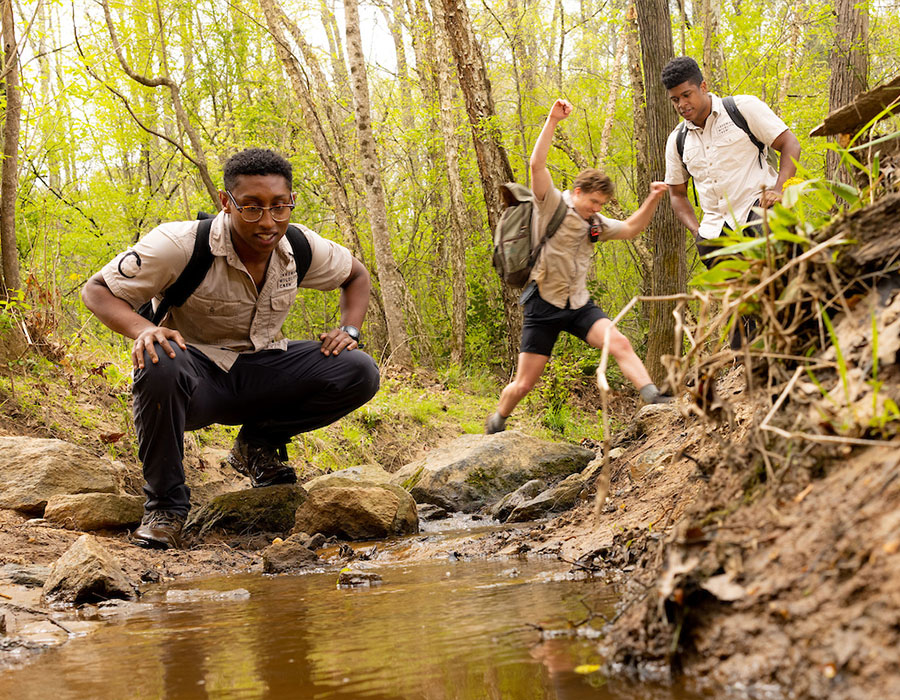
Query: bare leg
497 352 551 418
585 318 653 389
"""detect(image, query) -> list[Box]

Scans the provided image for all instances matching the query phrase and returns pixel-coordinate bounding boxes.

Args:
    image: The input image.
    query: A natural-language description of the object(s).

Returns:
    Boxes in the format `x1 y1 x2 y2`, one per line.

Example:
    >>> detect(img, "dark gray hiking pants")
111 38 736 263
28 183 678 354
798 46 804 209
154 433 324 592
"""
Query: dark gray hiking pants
132 341 380 515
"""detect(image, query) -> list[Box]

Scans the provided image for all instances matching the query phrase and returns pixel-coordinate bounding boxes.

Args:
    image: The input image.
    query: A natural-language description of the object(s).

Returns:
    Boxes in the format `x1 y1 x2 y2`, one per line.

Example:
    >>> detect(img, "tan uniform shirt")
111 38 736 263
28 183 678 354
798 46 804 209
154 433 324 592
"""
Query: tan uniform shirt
101 212 352 371
664 93 789 240
529 185 624 309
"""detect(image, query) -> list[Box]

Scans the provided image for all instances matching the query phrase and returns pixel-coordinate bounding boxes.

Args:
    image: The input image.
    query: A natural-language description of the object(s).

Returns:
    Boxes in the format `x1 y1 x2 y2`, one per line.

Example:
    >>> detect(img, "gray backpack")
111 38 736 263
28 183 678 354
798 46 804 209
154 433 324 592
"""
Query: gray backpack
492 183 568 288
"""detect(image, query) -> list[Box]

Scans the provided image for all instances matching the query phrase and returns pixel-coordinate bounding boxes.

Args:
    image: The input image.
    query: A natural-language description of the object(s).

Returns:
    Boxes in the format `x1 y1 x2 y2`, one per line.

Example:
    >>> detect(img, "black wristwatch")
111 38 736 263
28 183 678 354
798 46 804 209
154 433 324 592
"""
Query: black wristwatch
340 325 363 348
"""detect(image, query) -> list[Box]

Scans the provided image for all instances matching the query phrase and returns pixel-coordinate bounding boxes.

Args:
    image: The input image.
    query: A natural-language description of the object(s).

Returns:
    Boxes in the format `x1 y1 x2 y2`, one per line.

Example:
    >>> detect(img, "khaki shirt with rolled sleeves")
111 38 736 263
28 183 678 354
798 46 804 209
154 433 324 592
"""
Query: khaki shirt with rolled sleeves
529 185 624 310
664 93 789 240
100 212 353 371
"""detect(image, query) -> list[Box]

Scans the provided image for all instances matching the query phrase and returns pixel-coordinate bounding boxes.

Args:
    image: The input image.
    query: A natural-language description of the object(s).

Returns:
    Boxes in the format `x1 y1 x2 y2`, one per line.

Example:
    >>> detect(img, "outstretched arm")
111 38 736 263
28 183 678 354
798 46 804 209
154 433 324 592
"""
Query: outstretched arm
668 181 701 236
762 128 801 207
529 99 572 201
82 274 186 370
319 256 371 356
609 182 669 240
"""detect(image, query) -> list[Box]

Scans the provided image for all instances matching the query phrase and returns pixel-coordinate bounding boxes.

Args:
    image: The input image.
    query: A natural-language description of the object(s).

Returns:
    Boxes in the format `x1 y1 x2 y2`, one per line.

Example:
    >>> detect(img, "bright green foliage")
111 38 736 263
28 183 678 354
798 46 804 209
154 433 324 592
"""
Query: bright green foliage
10 0 900 388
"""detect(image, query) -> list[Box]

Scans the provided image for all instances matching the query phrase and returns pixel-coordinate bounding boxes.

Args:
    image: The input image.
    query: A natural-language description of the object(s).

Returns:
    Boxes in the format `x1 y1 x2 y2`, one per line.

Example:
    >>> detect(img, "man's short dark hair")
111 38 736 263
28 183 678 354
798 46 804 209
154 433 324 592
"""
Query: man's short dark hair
661 57 704 90
223 148 293 190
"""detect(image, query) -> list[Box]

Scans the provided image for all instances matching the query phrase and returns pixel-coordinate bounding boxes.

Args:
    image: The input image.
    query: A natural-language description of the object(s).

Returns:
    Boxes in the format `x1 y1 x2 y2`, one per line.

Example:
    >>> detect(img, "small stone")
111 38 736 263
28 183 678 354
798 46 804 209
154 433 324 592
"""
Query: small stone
337 568 382 587
165 589 250 603
262 534 320 573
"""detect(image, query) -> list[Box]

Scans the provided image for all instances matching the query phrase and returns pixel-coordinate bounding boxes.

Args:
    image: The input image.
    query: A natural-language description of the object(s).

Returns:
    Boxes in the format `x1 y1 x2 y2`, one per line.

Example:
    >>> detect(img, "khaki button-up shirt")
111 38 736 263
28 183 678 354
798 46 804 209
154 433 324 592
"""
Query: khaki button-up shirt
664 93 789 240
529 186 624 309
101 212 352 371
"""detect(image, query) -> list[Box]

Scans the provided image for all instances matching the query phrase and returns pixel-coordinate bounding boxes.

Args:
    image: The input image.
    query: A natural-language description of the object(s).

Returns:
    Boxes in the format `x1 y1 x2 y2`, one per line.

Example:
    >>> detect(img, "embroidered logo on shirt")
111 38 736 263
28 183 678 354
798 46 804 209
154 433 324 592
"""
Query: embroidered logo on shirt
117 250 142 278
278 272 297 290
714 120 738 138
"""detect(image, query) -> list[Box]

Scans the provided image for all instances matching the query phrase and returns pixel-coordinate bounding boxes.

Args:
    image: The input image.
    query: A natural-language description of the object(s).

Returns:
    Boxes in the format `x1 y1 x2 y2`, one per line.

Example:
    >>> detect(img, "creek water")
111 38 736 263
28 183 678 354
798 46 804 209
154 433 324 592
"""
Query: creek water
1 523 698 699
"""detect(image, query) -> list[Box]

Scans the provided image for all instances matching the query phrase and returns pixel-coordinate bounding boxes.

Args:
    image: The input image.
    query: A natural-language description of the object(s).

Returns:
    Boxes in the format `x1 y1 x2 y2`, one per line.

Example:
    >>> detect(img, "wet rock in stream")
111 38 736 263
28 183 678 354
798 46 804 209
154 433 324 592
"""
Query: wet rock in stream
262 534 320 573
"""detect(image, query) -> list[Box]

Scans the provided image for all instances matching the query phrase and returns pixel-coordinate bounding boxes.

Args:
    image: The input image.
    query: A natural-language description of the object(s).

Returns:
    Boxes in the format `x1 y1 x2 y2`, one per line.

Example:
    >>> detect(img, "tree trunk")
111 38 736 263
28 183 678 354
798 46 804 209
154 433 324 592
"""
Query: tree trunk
439 0 520 370
826 0 868 180
777 3 802 111
343 0 413 367
701 0 726 91
627 3 652 315
598 25 628 163
636 0 685 386
0 0 22 294
432 0 470 364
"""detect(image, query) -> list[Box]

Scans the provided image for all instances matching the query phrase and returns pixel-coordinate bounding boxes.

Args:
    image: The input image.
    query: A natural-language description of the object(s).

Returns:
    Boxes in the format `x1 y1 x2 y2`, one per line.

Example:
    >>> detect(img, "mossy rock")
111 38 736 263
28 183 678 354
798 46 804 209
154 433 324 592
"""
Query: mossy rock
184 485 307 537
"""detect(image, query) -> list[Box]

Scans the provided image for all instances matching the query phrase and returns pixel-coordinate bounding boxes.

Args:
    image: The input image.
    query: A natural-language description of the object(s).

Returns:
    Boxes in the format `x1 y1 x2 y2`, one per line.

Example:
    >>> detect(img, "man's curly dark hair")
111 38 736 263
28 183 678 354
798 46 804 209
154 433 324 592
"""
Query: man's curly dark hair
661 57 704 90
223 148 293 190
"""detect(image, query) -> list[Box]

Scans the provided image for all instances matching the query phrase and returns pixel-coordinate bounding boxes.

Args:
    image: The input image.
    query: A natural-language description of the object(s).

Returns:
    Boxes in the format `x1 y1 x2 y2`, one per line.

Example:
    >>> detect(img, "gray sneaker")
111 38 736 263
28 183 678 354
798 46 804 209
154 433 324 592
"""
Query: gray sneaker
227 437 297 488
485 412 507 435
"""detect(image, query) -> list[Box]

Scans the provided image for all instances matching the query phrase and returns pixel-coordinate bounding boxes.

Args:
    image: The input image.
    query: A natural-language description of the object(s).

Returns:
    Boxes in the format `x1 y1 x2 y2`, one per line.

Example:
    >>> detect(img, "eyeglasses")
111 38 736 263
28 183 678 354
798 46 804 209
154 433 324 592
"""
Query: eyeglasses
225 191 295 223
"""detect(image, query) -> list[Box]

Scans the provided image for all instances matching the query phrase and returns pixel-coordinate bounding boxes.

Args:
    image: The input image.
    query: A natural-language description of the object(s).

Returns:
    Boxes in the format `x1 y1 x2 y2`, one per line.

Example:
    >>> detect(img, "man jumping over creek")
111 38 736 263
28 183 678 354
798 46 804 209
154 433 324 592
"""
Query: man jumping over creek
485 99 674 435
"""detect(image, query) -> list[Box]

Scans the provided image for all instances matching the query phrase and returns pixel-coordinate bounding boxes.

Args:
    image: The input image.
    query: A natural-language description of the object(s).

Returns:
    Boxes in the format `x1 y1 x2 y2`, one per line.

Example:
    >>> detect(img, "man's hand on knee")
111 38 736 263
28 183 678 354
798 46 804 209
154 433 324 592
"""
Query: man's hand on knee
132 327 187 369
318 327 358 357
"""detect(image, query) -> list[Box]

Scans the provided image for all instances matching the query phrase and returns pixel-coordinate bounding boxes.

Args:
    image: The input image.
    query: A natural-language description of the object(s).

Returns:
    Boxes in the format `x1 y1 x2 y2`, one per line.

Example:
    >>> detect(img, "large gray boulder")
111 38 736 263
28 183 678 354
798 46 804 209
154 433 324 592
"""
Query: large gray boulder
42 534 135 605
44 493 144 531
184 485 307 537
0 437 122 515
391 432 594 513
293 479 418 540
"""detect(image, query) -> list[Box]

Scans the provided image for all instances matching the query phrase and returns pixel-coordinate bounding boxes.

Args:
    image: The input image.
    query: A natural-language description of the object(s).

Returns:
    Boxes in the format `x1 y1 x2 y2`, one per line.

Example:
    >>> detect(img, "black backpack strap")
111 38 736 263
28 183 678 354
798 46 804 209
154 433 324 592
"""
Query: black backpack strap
284 224 312 286
675 122 699 205
676 121 689 172
722 96 766 168
150 217 215 325
528 196 568 266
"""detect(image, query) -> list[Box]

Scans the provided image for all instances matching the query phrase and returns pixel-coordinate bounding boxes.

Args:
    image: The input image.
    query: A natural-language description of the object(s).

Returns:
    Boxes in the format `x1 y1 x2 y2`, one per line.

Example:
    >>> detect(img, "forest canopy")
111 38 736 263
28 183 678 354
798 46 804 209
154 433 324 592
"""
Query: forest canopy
2 0 898 373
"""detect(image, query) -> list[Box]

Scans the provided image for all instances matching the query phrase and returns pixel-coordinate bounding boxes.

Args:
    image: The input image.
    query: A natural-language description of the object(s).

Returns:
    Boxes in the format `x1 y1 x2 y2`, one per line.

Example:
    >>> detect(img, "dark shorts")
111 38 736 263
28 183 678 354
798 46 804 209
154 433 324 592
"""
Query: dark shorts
520 291 608 357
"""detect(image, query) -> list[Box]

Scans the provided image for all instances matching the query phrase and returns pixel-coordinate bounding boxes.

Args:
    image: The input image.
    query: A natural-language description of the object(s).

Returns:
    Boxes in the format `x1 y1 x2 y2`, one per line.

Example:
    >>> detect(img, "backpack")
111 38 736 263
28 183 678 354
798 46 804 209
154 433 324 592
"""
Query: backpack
492 183 568 288
138 212 313 325
675 95 777 176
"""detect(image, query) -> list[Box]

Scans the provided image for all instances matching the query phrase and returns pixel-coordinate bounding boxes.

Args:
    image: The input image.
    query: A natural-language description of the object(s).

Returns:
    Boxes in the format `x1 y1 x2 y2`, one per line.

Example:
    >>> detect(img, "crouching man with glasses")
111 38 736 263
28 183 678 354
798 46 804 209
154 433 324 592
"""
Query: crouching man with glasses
82 148 379 549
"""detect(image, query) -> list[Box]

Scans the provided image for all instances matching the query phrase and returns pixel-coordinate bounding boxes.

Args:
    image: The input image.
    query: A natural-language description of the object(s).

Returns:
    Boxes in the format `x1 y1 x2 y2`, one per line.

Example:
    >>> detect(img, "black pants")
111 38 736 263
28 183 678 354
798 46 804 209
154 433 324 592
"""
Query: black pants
132 341 380 514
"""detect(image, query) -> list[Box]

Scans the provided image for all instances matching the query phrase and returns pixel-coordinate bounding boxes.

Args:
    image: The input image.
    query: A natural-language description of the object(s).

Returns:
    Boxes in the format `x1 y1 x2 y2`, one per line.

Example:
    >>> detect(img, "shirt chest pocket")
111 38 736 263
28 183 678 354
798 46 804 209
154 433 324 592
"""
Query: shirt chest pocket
176 294 253 343
683 142 706 178
270 291 294 312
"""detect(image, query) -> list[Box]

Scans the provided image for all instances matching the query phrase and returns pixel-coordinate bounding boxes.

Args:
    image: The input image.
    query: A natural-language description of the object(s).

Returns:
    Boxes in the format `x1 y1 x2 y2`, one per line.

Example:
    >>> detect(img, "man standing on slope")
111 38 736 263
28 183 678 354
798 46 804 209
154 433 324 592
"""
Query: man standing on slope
485 99 673 435
83 148 380 549
661 56 801 265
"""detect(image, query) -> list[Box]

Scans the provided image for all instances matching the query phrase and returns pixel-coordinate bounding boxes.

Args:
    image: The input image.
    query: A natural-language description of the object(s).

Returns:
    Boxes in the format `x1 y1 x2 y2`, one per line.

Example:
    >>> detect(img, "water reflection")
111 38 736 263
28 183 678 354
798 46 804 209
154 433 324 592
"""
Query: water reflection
0 559 697 699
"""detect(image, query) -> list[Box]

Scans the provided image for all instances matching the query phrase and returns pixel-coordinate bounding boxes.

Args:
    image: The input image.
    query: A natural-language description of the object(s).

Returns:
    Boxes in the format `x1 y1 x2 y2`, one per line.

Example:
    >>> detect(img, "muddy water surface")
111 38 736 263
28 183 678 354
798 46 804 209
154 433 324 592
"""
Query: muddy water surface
1 528 699 699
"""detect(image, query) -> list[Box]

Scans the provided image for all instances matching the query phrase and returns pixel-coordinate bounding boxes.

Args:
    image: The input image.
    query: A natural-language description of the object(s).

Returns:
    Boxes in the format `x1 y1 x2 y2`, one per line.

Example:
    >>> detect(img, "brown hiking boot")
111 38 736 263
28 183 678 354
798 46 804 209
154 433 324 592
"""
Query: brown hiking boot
226 437 297 488
133 509 185 550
